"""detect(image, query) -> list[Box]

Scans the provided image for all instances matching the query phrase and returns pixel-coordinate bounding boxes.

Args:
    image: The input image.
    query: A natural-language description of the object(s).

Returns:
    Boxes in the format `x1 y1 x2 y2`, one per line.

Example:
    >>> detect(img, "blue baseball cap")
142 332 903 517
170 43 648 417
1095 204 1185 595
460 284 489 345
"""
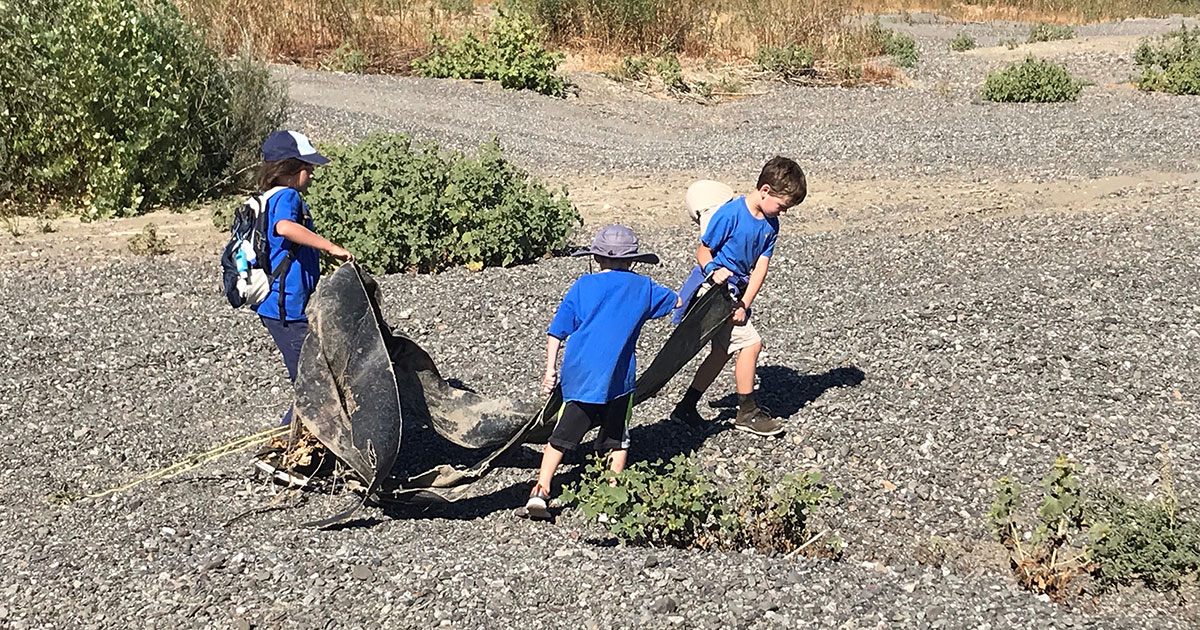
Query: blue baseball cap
261 130 330 165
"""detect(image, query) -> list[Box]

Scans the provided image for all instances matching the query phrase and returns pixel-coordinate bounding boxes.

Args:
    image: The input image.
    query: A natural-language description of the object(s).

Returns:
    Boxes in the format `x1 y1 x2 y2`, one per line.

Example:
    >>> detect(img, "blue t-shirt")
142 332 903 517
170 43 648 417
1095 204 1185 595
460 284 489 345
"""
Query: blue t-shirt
548 271 677 404
701 196 779 287
253 188 321 322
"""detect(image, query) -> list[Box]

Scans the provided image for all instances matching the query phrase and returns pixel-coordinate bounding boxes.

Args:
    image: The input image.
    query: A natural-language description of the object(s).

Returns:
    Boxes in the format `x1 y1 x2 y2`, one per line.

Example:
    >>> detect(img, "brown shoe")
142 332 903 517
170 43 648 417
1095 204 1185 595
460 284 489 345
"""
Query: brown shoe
733 409 784 437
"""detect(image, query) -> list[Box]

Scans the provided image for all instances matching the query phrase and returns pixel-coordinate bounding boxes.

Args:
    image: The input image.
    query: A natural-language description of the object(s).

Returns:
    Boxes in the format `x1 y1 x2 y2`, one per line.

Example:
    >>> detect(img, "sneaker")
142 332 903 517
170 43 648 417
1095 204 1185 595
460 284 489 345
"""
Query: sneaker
670 403 707 427
519 484 552 520
733 410 784 437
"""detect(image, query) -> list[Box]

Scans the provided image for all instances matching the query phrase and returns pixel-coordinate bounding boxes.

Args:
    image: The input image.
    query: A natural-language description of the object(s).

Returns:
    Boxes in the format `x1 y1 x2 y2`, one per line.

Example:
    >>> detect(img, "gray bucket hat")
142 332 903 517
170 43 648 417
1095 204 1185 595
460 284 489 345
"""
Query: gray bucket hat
571 224 660 264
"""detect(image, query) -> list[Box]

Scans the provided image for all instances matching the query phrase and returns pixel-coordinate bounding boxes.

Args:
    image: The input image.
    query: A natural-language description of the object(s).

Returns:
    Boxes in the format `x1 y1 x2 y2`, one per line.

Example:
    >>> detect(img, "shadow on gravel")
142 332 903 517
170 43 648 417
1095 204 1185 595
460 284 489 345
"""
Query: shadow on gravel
710 365 867 417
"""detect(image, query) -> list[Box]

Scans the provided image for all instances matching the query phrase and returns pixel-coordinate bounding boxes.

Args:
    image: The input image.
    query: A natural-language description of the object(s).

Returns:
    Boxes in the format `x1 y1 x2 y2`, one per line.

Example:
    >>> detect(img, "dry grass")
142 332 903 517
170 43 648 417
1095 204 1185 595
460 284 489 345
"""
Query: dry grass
177 0 488 71
853 0 1198 23
176 0 1195 85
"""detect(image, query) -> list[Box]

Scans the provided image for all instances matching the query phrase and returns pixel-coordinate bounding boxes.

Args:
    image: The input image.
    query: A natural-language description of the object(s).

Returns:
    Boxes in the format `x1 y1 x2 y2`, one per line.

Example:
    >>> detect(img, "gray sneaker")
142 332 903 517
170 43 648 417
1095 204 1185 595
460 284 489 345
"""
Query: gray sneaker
733 410 784 437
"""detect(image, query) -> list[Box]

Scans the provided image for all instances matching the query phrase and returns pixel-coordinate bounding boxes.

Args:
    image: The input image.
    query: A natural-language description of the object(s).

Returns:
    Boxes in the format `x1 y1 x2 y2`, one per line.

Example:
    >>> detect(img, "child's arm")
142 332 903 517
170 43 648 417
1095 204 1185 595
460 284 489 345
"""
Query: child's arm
276 220 353 261
543 335 563 395
735 255 771 323
695 244 733 284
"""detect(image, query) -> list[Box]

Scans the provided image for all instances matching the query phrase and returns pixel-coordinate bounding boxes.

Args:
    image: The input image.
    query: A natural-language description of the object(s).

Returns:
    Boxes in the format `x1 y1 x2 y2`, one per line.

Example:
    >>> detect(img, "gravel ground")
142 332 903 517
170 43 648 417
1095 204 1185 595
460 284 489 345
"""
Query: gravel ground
285 16 1200 182
4 15 1200 630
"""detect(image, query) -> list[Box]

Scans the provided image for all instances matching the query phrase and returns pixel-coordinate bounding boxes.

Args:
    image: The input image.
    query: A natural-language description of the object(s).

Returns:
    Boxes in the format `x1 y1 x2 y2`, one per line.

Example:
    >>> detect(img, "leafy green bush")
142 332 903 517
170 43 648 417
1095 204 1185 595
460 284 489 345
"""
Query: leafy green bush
724 468 842 555
654 54 687 91
981 57 1083 102
755 44 817 79
305 133 580 273
1027 23 1075 43
413 9 566 96
949 32 976 52
127 223 173 256
563 454 841 554
1088 489 1200 591
563 455 725 548
322 41 370 74
0 0 287 218
990 449 1200 597
606 56 650 82
869 23 919 68
1135 25 1200 95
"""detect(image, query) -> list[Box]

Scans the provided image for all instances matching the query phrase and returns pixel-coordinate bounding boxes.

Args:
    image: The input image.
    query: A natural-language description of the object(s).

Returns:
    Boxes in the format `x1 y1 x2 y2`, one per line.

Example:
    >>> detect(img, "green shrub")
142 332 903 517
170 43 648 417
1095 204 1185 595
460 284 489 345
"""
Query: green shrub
654 53 687 91
724 468 842 555
127 223 173 256
0 0 287 218
413 9 566 97
562 454 725 548
1135 25 1200 95
606 56 650 82
1027 23 1075 43
869 23 919 68
990 450 1200 597
322 41 370 74
755 43 817 79
949 32 976 52
563 454 841 553
1088 489 1200 591
981 56 1083 102
305 133 580 274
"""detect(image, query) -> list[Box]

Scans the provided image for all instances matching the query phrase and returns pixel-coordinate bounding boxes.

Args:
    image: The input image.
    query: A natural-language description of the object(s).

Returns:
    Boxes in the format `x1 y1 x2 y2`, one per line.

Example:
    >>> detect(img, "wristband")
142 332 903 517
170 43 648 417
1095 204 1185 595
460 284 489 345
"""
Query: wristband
703 262 718 277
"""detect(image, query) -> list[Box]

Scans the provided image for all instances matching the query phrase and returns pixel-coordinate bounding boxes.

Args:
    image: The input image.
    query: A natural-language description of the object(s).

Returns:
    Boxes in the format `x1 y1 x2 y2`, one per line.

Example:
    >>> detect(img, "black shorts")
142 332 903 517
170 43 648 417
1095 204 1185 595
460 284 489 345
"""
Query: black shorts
548 393 633 452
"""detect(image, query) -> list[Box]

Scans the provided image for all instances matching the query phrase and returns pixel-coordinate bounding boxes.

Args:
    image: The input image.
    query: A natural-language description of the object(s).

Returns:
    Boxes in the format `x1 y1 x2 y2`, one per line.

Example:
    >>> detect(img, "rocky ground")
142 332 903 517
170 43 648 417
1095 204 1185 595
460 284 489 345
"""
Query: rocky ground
3 14 1200 630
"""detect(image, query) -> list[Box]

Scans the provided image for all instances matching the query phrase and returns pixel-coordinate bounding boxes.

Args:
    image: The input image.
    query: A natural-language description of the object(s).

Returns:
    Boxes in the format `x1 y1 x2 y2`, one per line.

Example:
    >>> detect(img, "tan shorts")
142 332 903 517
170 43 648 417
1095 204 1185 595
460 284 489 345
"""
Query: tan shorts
696 284 762 355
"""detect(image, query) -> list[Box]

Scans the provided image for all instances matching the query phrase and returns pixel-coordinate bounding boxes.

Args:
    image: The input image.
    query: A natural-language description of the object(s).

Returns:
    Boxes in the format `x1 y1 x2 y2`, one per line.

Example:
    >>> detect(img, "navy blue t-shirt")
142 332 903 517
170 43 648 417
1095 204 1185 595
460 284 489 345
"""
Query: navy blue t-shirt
548 271 677 404
253 188 320 322
701 196 779 287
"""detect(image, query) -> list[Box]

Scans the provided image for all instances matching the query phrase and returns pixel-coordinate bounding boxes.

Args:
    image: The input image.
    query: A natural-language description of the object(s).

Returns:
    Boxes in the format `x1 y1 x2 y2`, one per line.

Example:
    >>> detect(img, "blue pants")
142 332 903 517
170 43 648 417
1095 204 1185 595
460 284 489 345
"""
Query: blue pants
260 316 309 427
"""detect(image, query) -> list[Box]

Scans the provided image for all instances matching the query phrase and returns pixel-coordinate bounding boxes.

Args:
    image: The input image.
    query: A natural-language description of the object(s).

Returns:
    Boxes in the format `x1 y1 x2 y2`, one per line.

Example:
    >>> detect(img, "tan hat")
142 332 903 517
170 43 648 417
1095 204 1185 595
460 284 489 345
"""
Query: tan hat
684 180 734 225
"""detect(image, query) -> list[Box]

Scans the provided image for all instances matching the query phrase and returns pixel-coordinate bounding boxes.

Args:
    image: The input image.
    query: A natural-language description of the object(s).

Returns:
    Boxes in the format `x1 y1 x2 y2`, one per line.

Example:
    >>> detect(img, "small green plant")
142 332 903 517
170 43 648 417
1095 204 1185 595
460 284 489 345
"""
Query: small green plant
128 223 173 256
715 73 744 93
754 43 816 80
1088 445 1200 591
1027 23 1075 43
1135 25 1200 95
322 41 370 74
562 454 725 548
655 53 687 92
870 22 919 68
990 456 1092 600
990 450 1200 599
949 32 976 52
563 455 841 554
606 55 650 82
305 133 579 274
1001 38 1021 50
981 57 1083 103
413 9 566 96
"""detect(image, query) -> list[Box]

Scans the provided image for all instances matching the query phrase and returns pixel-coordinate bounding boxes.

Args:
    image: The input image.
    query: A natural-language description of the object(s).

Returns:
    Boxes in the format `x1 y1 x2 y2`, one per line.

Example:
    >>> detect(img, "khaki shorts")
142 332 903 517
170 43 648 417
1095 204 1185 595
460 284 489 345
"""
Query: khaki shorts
697 284 762 355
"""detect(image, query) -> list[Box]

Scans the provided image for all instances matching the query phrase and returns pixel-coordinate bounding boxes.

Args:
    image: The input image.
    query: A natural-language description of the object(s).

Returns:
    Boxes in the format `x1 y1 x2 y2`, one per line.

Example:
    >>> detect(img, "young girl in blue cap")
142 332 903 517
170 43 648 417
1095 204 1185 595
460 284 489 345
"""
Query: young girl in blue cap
255 130 353 427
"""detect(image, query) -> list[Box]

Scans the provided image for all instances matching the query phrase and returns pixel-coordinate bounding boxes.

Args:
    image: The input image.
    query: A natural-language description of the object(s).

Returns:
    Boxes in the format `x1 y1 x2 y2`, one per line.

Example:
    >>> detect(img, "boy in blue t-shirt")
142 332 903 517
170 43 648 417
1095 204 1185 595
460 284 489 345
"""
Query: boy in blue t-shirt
521 225 678 520
670 157 807 437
